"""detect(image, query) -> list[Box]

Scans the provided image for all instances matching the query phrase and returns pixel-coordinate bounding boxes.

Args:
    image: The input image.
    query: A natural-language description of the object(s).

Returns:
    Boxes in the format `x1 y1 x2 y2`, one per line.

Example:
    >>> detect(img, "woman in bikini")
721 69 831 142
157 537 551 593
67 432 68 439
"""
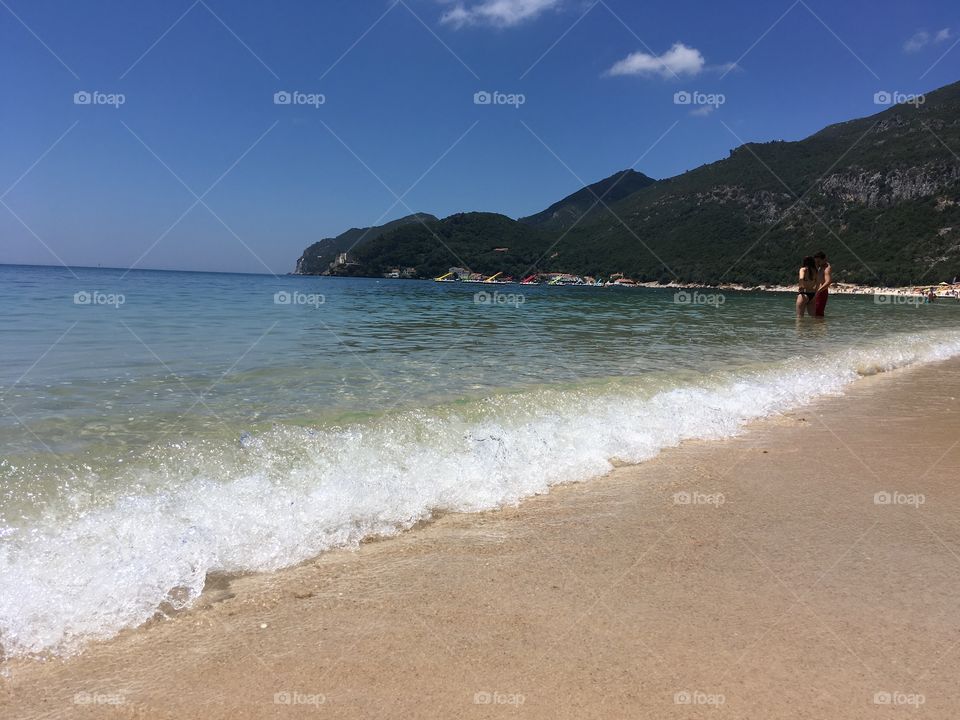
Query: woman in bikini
797 255 818 317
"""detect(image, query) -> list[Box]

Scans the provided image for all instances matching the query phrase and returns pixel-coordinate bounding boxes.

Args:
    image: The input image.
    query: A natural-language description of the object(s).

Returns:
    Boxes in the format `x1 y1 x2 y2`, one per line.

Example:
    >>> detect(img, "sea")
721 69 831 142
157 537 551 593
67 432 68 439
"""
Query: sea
2 264 959 657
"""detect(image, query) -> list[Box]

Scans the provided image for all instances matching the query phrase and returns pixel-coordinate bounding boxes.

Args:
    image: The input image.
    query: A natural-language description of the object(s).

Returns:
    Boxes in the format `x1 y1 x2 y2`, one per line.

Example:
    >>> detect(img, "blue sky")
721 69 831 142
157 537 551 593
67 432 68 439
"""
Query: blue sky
1 0 958 274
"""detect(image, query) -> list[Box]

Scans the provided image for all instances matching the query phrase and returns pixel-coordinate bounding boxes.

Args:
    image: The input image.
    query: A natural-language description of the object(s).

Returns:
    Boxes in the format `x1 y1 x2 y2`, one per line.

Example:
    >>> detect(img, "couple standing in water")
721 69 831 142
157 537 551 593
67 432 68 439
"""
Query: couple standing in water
797 251 831 317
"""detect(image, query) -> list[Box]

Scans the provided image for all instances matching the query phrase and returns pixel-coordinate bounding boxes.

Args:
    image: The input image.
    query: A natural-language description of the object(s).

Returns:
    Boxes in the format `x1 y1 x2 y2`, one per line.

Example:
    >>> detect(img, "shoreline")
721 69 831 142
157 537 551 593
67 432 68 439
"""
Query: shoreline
4 358 960 718
297 272 960 298
635 279 960 297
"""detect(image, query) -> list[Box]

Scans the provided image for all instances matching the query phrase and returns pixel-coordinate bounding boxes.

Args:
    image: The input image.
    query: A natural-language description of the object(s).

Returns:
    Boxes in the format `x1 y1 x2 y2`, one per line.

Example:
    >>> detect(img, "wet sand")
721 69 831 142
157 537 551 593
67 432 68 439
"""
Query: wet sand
3 358 960 719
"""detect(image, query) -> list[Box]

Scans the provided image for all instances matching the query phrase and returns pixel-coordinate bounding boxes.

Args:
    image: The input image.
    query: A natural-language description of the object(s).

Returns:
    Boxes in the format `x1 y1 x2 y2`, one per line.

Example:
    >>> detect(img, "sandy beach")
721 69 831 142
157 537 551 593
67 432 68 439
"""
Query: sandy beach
3 358 960 719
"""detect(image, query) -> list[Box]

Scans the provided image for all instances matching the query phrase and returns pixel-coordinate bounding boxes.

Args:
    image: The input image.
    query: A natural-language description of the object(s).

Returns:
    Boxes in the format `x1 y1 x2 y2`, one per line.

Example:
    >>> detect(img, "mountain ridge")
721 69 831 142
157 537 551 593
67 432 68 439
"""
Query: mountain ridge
518 169 658 230
295 213 437 275
296 79 960 286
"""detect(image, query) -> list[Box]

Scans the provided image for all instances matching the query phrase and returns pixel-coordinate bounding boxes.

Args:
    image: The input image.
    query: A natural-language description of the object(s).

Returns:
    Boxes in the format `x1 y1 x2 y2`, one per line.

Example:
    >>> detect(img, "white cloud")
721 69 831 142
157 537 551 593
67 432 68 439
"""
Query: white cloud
439 0 562 28
904 27 952 53
903 30 930 52
605 43 706 79
690 104 715 117
904 31 930 53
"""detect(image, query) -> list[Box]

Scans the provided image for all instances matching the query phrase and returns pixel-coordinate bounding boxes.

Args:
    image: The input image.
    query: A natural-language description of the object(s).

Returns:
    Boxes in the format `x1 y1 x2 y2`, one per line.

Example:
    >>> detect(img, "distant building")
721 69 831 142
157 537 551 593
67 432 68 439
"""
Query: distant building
329 252 359 272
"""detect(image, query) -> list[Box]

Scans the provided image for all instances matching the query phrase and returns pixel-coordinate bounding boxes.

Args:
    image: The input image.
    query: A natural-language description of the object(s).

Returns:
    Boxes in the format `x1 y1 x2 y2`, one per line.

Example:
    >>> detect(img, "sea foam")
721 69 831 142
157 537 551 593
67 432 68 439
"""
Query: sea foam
2 330 960 657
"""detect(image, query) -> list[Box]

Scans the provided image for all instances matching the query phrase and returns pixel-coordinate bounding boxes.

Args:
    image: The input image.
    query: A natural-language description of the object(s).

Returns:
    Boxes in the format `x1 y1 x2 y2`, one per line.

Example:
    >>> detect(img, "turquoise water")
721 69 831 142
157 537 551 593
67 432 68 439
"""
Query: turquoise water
1 264 959 656
6 265 952 458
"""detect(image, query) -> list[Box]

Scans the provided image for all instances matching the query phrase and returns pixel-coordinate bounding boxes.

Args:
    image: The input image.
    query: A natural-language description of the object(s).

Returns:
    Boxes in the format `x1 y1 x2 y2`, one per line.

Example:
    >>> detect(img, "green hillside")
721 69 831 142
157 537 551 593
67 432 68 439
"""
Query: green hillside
296 80 960 286
519 169 657 230
295 213 437 275
346 213 547 280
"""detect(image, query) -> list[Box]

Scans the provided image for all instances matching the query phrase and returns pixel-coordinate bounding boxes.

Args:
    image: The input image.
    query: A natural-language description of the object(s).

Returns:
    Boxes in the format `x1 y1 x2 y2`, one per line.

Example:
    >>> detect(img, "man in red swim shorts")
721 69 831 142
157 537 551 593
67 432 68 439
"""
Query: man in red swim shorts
813 251 831 317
